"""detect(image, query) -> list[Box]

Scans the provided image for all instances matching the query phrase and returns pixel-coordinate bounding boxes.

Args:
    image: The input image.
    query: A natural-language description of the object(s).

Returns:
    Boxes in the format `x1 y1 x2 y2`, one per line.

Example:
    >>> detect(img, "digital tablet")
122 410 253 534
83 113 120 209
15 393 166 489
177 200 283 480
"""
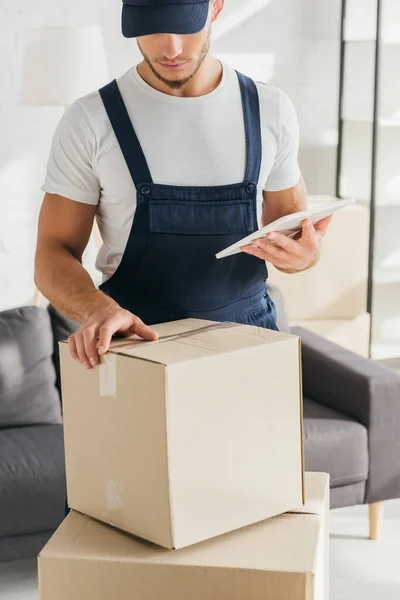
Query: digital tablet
215 198 355 259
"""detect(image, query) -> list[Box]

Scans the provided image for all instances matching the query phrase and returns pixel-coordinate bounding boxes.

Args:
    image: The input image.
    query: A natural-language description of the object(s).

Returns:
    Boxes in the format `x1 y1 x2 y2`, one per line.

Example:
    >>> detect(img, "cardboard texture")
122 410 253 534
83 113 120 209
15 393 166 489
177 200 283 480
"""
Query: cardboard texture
268 198 369 320
59 318 304 549
39 472 329 600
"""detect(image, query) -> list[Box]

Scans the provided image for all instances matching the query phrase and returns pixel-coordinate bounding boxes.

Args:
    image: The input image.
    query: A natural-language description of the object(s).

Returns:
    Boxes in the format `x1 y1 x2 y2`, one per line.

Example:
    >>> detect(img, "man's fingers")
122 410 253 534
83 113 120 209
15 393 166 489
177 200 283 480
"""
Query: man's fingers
253 238 287 261
133 318 159 341
242 243 282 264
74 331 92 369
300 218 318 250
263 232 300 254
97 321 120 356
96 314 158 355
301 218 314 237
82 327 100 367
314 215 333 236
241 244 266 260
68 307 159 368
67 335 79 361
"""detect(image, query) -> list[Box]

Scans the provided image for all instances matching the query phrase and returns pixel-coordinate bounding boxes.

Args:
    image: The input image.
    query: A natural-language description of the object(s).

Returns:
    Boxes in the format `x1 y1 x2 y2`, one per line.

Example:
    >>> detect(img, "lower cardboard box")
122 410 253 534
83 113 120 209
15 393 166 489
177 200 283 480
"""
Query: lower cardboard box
38 472 329 600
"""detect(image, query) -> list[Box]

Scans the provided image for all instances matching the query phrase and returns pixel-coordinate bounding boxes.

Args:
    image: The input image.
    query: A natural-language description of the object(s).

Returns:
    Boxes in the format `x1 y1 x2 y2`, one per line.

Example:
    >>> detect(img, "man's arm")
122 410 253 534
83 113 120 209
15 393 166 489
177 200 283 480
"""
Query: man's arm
34 192 114 322
241 178 332 273
241 86 332 272
262 176 319 274
261 176 307 228
35 193 157 369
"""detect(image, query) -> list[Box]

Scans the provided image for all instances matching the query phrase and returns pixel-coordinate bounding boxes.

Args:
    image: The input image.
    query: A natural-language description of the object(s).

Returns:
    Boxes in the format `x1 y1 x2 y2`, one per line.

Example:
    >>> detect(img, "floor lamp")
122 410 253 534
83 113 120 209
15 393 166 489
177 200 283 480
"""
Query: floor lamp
19 25 109 307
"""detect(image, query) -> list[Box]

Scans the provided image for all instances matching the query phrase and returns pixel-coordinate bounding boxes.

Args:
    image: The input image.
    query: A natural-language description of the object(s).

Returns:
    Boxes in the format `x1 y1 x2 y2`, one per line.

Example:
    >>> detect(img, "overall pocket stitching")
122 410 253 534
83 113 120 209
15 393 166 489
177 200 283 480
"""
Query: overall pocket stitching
148 199 251 207
148 199 253 235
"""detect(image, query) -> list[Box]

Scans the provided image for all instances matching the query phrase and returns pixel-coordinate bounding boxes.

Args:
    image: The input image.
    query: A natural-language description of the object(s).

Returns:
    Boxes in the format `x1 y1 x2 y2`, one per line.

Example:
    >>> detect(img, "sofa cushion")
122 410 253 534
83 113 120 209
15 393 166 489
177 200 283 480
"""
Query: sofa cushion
0 425 66 537
47 304 80 400
0 306 61 427
303 396 369 488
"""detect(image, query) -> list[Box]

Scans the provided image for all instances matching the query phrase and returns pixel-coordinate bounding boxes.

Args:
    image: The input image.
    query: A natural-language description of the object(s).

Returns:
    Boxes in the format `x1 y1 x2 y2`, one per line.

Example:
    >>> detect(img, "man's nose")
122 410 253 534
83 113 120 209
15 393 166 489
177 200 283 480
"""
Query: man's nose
161 34 183 58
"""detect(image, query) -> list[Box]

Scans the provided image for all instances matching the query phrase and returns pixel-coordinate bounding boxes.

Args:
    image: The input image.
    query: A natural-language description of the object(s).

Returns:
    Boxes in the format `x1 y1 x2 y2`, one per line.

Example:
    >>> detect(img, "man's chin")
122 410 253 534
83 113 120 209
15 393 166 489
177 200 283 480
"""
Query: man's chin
150 63 195 88
156 64 192 81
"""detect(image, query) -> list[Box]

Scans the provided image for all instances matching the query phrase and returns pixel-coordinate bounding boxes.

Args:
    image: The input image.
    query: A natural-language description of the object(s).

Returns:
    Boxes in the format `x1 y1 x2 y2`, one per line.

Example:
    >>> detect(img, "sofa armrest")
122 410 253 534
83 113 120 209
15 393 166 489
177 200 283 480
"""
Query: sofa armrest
291 325 400 503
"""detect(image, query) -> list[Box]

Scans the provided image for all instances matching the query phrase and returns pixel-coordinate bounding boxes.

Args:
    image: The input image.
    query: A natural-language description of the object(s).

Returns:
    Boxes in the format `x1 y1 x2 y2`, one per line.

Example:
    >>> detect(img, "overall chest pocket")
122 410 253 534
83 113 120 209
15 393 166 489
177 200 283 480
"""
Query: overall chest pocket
148 199 254 235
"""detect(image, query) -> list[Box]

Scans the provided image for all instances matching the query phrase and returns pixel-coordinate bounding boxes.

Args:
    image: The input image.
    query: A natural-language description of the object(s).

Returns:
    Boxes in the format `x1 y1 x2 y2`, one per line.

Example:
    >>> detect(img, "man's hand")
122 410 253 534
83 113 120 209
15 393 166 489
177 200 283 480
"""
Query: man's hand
241 215 333 274
68 304 158 369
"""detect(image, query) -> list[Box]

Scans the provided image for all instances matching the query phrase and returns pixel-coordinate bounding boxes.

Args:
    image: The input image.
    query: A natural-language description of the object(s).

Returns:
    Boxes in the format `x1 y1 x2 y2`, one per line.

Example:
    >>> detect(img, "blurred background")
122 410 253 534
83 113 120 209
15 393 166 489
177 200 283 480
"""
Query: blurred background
3 0 400 363
1 2 400 598
0 0 339 305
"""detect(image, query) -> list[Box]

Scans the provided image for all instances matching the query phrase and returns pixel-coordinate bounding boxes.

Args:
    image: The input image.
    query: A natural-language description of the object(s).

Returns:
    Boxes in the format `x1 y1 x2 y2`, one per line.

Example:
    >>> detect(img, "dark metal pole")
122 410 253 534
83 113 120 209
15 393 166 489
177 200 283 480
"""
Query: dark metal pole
336 0 347 198
367 0 382 357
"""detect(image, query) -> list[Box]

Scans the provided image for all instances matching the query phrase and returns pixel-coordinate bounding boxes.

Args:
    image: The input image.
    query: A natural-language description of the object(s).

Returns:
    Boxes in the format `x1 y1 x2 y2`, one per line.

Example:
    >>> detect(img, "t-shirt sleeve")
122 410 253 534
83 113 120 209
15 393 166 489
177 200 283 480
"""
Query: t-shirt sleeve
264 88 301 192
40 100 100 205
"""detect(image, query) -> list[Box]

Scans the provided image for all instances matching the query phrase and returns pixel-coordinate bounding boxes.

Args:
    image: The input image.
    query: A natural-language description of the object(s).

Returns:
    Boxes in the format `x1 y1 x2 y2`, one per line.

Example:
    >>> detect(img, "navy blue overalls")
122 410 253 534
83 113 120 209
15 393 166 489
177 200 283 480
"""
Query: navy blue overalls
97 70 279 331
65 71 278 516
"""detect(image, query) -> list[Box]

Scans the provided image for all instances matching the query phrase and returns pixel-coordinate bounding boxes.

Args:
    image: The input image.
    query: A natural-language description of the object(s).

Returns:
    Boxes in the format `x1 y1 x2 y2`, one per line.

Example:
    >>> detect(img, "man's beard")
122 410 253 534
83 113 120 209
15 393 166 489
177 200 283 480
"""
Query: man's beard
137 23 212 90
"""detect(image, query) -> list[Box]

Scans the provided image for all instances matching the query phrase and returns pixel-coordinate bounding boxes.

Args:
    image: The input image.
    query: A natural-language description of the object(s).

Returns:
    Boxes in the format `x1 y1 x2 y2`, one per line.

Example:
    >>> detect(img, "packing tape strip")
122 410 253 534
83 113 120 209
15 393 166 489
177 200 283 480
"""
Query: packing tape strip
111 321 238 354
106 479 123 511
99 353 117 398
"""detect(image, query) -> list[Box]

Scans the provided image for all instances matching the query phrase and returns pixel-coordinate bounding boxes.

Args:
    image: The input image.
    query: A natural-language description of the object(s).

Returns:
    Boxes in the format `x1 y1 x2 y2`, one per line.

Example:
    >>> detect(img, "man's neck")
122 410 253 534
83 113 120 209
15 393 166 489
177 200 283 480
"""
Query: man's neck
136 56 223 98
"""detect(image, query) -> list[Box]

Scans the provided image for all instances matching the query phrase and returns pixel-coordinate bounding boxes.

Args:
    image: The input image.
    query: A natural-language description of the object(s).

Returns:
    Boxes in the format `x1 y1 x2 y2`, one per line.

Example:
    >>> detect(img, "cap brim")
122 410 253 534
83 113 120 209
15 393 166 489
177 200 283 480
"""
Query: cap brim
122 2 209 38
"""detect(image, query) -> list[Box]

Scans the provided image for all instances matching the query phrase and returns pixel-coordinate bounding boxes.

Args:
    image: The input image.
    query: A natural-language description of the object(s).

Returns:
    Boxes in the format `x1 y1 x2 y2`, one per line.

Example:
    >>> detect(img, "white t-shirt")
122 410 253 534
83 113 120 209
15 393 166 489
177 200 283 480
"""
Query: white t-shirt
41 60 301 284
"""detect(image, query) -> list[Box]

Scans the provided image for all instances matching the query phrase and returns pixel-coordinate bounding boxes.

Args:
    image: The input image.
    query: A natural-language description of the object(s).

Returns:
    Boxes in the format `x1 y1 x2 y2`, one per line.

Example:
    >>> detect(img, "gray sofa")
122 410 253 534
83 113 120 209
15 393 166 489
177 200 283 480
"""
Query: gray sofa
268 282 400 511
1 290 400 562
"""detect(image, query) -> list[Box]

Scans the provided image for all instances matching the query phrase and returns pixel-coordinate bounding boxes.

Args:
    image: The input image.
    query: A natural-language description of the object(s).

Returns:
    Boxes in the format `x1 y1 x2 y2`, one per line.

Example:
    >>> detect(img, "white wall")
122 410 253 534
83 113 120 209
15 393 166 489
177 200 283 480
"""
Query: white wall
297 0 341 195
0 0 341 311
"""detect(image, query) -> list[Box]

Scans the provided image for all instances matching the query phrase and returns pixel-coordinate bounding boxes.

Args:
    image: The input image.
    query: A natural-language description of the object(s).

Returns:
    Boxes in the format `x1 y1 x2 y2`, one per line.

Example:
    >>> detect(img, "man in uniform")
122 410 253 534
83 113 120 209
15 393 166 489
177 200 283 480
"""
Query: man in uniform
35 0 332 369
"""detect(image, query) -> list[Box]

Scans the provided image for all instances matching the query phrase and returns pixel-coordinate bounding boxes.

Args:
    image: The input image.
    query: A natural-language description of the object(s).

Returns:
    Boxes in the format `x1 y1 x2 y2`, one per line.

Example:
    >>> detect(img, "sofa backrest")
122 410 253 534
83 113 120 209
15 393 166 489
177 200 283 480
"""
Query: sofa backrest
0 305 62 428
46 304 80 401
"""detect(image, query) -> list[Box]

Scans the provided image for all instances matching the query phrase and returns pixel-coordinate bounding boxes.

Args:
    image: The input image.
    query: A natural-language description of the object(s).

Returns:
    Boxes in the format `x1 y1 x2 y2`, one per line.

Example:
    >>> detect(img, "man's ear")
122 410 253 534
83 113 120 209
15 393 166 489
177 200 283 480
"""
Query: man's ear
211 0 224 21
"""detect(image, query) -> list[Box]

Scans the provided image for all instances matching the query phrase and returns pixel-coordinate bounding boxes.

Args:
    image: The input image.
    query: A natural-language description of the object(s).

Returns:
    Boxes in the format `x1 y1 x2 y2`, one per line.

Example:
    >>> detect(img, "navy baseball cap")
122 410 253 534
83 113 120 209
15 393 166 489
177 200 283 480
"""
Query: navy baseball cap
122 0 210 38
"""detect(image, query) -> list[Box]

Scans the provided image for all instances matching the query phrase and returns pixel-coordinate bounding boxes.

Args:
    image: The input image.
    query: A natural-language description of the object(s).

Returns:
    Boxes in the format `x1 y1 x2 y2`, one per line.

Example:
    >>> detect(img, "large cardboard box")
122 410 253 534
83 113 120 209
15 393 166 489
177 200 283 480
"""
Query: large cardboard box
39 472 329 600
268 197 369 321
59 318 304 549
291 313 371 357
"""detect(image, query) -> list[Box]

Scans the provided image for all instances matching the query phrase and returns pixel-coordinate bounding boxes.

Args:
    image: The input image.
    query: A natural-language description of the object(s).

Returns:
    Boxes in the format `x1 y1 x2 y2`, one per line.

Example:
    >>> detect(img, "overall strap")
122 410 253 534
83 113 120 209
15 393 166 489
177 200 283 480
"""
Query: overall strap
235 71 263 185
99 79 153 186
